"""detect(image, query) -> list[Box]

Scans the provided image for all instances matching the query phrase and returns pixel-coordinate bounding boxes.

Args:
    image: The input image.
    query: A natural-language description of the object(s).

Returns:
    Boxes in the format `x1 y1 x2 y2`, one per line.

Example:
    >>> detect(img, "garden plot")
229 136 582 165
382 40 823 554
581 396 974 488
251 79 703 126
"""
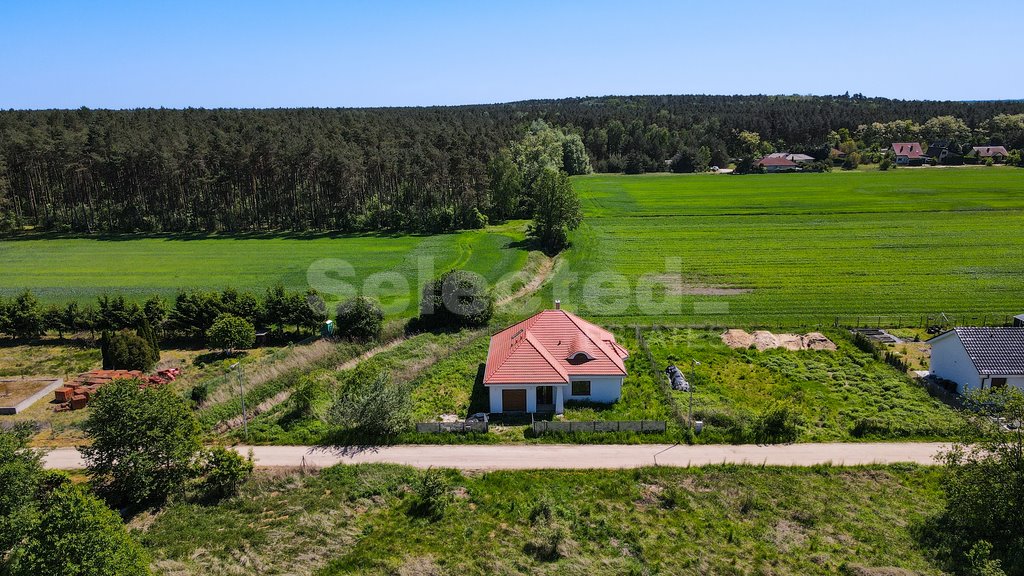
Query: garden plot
721 329 836 351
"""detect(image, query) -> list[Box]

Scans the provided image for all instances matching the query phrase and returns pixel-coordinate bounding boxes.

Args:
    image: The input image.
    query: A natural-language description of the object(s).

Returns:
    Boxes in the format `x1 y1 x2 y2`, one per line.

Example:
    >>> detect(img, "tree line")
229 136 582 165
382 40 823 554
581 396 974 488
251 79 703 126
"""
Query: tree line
0 287 327 344
2 96 1023 234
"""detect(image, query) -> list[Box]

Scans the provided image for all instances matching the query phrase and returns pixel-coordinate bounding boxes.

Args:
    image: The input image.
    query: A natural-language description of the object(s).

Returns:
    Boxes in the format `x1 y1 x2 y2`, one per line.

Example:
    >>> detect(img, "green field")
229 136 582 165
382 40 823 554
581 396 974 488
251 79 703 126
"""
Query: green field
0 223 531 317
139 463 949 575
642 329 963 442
552 168 1024 325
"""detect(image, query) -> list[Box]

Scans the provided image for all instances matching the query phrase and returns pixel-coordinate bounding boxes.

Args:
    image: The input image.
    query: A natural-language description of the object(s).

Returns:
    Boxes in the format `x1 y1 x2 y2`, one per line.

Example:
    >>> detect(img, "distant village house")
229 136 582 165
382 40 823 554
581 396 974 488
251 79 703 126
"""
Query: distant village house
929 327 1024 394
891 142 925 166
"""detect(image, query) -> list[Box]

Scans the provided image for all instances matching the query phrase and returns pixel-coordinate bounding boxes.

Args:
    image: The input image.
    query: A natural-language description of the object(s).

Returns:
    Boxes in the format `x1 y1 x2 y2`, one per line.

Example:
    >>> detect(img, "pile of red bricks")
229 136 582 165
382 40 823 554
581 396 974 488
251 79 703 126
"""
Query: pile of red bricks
53 368 181 412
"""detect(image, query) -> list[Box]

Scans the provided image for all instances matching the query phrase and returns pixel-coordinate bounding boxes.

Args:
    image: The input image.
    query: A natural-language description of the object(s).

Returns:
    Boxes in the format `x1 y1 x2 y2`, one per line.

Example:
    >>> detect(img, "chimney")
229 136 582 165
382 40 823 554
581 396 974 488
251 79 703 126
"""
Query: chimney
554 300 561 310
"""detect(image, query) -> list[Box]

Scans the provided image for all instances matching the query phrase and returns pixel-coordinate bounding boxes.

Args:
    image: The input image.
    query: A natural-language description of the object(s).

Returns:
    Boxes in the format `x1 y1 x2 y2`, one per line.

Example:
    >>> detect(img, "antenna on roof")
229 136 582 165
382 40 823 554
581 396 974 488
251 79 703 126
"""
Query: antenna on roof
512 328 524 341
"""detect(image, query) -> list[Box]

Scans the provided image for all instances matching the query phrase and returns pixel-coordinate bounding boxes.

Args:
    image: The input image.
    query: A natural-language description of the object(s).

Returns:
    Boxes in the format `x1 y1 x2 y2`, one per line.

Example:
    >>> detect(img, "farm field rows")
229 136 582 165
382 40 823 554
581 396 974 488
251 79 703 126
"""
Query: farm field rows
0 222 532 317
553 168 1024 326
139 463 949 576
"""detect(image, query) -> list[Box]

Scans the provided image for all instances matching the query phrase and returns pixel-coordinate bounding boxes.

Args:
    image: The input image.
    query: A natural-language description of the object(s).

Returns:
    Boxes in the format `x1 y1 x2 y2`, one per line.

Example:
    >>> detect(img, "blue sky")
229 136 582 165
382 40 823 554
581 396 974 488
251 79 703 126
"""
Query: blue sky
1 0 1020 109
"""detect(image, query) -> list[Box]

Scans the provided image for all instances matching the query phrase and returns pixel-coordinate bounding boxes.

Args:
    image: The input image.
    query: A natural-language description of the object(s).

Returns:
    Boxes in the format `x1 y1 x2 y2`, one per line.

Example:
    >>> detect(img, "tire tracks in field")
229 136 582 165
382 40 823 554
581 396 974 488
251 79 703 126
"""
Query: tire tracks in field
214 252 557 435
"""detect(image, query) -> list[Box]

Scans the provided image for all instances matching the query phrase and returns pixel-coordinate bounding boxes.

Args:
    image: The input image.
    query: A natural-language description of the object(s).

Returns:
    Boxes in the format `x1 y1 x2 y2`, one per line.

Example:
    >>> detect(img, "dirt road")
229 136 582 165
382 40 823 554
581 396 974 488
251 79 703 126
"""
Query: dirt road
43 442 949 471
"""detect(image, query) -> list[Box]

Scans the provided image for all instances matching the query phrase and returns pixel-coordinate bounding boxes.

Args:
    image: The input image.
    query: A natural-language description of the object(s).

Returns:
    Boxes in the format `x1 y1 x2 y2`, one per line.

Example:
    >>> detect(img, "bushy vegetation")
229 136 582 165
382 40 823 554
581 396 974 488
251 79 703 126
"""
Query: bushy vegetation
139 463 951 575
205 314 256 354
1 426 150 576
928 388 1024 574
417 269 494 330
81 378 202 507
100 329 158 371
327 371 413 439
334 296 384 342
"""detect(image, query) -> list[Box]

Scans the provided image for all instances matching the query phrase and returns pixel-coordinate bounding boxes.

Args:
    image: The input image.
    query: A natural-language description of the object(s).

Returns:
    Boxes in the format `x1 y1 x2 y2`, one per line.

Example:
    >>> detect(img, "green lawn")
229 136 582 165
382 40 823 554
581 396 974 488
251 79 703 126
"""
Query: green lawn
550 168 1024 326
642 328 963 442
0 222 531 317
139 463 950 576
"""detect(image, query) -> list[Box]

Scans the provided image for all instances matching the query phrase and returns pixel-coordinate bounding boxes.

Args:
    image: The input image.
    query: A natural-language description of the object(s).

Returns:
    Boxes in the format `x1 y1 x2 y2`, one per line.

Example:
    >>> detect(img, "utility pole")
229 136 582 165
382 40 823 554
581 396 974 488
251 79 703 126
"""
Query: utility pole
231 362 249 441
689 360 701 430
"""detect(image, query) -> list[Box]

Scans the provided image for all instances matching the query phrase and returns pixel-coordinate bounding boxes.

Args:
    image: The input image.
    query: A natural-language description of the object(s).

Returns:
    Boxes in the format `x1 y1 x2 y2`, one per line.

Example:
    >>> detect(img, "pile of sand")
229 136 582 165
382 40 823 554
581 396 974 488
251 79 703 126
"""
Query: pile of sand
721 329 836 351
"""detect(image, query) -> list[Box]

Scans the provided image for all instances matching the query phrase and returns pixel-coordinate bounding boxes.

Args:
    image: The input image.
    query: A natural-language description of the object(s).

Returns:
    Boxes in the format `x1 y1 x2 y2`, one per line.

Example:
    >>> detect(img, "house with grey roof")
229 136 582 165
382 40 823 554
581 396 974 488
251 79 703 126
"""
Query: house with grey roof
929 327 1024 394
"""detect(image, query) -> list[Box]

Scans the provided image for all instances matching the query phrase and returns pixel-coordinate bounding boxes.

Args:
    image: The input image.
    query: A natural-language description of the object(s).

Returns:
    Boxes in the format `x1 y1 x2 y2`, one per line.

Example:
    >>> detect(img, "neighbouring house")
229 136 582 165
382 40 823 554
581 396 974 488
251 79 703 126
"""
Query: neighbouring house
967 146 1009 162
926 141 962 165
484 304 629 414
1015 314 1024 328
929 327 1024 394
756 155 800 172
891 142 926 166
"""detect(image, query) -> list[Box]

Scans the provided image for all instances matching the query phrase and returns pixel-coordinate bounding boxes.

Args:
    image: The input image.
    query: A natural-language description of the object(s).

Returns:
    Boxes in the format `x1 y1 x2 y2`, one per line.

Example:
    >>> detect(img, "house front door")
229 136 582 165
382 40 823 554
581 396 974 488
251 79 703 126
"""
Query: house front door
536 386 554 411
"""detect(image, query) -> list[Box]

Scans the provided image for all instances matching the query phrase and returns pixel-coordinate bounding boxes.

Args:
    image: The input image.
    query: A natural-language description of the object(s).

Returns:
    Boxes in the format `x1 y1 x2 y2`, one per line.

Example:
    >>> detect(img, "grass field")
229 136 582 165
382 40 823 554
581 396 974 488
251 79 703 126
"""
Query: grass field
138 463 949 575
0 222 531 317
642 329 963 443
552 168 1024 326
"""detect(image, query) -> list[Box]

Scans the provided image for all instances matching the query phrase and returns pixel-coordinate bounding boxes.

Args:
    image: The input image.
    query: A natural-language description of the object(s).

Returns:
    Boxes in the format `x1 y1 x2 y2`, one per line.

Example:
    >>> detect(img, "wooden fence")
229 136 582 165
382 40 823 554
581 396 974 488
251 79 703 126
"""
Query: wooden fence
531 420 666 434
415 421 488 434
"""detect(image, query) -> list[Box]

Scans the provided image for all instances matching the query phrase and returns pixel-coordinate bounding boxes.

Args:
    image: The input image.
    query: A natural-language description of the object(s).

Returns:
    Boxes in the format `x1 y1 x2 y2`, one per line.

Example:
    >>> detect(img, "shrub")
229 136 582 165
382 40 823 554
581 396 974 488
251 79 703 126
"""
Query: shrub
206 314 255 353
335 297 384 342
327 371 412 438
10 476 150 576
102 330 157 371
189 383 209 407
879 157 893 171
197 447 253 501
408 468 452 520
752 402 803 444
418 270 493 330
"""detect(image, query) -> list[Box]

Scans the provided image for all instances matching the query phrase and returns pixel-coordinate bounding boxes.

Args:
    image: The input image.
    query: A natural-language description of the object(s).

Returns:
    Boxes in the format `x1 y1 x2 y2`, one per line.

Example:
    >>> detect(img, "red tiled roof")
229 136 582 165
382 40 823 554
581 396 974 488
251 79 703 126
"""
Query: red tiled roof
972 146 1008 157
757 156 798 167
484 309 628 385
891 142 924 158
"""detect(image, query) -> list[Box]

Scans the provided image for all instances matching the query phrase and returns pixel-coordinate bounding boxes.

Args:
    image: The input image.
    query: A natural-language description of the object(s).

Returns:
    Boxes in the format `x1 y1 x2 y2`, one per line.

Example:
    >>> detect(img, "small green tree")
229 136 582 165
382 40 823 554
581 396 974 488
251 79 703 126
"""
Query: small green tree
81 378 202 507
335 297 385 342
528 167 582 253
11 476 150 576
328 370 412 438
102 329 157 371
197 447 253 502
1 424 43 560
940 388 1024 571
418 269 494 329
561 134 593 176
206 314 255 354
1 427 150 576
8 290 43 340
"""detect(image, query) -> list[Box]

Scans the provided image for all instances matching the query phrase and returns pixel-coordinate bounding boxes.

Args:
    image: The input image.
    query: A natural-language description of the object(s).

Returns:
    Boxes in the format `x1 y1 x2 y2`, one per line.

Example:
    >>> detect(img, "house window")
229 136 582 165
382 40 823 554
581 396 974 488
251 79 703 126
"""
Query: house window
571 381 591 396
991 378 1007 388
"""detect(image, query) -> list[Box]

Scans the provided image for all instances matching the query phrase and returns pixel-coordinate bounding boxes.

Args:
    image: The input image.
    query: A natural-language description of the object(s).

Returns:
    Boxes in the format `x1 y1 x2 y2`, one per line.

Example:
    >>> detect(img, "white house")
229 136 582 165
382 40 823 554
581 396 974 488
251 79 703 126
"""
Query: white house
483 305 628 414
929 327 1024 394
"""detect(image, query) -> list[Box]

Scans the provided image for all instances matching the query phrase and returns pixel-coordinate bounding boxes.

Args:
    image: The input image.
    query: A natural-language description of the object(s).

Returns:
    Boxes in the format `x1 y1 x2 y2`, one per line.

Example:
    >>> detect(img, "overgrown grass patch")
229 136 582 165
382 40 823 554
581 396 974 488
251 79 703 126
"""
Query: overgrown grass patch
141 463 949 575
643 328 964 442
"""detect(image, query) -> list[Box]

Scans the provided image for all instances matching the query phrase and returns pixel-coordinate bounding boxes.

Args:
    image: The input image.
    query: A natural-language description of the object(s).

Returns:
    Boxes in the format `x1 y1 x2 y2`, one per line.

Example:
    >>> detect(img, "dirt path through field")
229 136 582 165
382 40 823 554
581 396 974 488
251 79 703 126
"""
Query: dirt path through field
496 255 554 308
215 254 555 434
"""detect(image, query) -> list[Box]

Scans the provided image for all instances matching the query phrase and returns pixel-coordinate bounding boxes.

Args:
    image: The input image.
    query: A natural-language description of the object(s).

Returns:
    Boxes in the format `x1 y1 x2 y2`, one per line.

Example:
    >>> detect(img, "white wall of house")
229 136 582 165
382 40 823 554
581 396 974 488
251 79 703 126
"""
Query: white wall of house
567 376 623 403
930 333 982 393
487 375 623 413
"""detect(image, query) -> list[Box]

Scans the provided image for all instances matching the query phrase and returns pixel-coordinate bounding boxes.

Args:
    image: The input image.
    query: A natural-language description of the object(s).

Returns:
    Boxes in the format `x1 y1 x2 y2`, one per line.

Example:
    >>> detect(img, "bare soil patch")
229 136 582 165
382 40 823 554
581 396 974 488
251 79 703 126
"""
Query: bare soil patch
721 329 836 351
652 274 752 296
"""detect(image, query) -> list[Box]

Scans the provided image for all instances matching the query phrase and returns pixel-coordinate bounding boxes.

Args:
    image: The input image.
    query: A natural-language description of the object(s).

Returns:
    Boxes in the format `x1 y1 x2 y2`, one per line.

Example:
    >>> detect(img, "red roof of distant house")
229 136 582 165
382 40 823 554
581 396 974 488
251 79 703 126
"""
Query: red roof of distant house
484 309 628 385
972 146 1009 157
757 156 798 167
891 142 924 158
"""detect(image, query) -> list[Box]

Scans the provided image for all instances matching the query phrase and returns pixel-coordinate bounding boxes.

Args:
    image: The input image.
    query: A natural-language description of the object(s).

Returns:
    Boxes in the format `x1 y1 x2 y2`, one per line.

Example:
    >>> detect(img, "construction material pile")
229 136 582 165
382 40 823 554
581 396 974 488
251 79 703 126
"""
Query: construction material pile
721 329 836 351
53 368 180 411
664 365 690 391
